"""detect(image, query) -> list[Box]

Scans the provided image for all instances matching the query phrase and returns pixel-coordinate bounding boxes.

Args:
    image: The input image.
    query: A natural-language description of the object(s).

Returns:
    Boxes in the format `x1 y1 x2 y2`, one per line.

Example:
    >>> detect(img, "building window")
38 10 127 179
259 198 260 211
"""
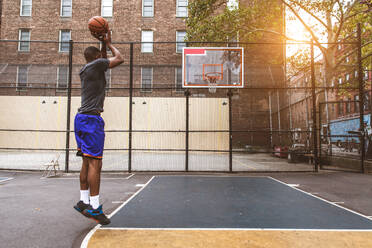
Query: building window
354 70 358 78
141 30 153 53
338 101 343 116
105 69 111 90
346 98 351 114
20 0 32 16
345 56 349 63
364 92 370 111
101 0 113 17
18 29 30 52
17 66 28 91
141 67 152 92
365 69 369 80
59 30 71 52
345 74 350 82
142 0 154 17
176 31 186 53
354 95 359 113
175 67 183 92
61 0 72 17
176 0 188 17
338 77 342 85
57 66 68 90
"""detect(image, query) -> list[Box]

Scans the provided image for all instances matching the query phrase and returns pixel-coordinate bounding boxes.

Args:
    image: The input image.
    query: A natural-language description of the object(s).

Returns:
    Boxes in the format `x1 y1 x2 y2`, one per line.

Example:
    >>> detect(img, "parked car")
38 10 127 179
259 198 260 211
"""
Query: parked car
287 144 309 163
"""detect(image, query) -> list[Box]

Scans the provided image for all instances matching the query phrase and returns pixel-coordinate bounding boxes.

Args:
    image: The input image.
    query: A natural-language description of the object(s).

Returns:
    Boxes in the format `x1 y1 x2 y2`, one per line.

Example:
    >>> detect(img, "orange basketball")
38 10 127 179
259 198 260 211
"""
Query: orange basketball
88 16 109 34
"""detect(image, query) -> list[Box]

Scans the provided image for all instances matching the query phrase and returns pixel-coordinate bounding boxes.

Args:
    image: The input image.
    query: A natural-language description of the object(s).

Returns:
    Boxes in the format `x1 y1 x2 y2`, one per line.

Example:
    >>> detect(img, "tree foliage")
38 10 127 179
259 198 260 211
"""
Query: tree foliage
186 0 283 43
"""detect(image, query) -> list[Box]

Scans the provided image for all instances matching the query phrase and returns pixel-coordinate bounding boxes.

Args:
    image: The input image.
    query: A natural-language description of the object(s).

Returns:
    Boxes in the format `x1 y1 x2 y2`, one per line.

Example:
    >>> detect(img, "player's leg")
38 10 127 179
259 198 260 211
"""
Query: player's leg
83 157 110 225
74 157 91 214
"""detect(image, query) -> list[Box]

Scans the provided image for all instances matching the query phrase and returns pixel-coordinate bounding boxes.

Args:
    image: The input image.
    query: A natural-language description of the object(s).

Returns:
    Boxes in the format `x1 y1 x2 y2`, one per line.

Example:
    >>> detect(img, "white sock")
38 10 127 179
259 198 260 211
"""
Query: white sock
80 190 90 204
90 195 100 209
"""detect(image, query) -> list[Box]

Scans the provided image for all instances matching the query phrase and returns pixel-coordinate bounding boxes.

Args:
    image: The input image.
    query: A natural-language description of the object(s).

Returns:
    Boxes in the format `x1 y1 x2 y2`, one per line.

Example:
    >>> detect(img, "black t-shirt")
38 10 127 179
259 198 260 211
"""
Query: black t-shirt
78 58 110 114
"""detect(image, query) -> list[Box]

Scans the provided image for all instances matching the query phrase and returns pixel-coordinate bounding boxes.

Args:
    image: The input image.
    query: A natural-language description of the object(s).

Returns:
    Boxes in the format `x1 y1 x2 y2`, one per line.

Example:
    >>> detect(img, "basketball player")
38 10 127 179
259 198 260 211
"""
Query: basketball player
73 29 123 225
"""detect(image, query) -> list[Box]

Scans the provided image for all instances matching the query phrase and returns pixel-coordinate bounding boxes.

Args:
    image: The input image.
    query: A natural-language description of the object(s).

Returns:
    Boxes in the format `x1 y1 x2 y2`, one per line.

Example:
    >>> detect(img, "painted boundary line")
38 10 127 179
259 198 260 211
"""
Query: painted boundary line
80 176 155 248
51 173 135 180
98 227 372 231
0 177 13 183
269 177 372 222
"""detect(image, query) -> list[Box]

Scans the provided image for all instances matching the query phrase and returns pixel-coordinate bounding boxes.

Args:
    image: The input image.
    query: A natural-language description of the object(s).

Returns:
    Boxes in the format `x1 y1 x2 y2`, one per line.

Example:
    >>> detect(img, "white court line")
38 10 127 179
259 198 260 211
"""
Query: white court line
136 184 146 187
80 176 155 248
269 177 372 222
51 174 134 180
112 201 125 204
0 177 13 183
287 184 299 187
99 227 372 232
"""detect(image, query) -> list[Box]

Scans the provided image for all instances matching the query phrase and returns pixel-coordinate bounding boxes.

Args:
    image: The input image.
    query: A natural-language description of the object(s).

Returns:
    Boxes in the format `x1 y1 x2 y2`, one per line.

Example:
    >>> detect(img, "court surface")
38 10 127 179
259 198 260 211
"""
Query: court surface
0 177 13 183
82 176 372 248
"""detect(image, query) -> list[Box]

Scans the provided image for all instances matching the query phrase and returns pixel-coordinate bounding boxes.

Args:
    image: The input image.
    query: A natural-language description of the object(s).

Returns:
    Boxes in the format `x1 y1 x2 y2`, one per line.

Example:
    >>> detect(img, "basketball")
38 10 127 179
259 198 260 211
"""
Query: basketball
88 16 109 35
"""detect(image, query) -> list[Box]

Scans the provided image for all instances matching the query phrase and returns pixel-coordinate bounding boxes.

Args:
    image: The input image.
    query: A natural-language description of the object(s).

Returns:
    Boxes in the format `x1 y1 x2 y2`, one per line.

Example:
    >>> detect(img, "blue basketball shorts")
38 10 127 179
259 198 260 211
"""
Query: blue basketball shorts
74 113 105 160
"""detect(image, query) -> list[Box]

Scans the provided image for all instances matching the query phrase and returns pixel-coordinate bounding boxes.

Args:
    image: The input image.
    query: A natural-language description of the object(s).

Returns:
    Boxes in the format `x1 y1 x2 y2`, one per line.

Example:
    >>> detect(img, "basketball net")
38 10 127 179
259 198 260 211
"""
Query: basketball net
205 72 222 94
207 77 217 94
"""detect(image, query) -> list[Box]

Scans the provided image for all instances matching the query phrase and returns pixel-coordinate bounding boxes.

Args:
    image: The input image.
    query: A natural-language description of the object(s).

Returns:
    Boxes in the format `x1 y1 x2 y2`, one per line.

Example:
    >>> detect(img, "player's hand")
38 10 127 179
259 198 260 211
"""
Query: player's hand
103 29 112 45
91 31 104 41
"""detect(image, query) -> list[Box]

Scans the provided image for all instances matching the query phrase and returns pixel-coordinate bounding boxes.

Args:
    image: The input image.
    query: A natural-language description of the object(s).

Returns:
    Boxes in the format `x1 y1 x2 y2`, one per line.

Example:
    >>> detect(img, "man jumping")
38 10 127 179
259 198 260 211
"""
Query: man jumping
73 29 123 225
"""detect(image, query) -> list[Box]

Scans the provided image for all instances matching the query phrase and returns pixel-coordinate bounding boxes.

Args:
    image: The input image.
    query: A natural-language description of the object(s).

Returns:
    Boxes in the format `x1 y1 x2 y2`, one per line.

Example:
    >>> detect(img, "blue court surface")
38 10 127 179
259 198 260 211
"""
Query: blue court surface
83 176 372 248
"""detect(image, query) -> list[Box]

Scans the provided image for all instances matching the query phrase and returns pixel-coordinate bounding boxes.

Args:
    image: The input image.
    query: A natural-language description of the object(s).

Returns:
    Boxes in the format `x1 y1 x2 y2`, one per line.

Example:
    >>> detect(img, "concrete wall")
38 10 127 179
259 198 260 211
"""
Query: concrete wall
0 95 228 154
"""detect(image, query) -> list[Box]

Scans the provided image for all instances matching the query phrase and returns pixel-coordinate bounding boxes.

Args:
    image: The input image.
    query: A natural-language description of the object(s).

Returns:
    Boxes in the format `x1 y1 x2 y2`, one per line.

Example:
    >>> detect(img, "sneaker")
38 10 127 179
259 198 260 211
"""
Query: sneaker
83 205 111 225
73 200 90 215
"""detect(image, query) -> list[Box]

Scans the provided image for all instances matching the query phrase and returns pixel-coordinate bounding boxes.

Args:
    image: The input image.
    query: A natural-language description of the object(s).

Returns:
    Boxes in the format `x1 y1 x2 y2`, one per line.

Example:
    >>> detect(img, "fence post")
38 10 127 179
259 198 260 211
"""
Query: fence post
185 89 190 172
357 23 366 173
65 39 73 173
128 43 134 173
318 103 322 170
228 89 233 172
310 40 319 172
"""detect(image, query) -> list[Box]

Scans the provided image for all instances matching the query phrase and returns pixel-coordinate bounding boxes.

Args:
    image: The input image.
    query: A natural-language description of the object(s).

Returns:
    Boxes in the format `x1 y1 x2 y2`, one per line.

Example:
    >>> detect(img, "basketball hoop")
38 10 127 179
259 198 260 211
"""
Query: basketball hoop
205 72 222 94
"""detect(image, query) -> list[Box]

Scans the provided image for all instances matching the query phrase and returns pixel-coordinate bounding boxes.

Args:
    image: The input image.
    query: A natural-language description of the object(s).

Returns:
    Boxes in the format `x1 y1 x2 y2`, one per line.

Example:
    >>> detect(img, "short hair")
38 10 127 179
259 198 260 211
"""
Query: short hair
84 46 100 62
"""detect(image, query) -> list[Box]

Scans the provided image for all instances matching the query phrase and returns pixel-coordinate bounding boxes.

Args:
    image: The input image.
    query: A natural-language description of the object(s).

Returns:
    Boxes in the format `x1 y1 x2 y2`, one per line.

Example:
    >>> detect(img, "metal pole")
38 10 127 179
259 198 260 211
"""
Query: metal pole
65 39 73 173
128 43 133 173
269 92 273 148
185 89 190 172
357 23 365 173
318 103 322 170
311 40 319 172
228 89 233 172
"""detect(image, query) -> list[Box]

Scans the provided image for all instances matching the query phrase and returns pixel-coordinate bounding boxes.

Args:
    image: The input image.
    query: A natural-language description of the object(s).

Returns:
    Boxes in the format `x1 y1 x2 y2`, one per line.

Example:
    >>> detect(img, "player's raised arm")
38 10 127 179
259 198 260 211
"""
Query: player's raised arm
103 30 124 69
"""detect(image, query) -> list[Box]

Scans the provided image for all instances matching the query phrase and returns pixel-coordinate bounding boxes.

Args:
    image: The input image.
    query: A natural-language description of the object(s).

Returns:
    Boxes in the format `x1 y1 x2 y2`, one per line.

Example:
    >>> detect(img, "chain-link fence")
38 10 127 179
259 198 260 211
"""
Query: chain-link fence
0 28 370 173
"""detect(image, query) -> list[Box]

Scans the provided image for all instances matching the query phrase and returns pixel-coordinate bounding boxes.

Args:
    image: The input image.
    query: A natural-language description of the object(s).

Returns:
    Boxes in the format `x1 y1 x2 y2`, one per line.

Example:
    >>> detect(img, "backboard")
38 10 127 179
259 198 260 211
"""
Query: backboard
182 47 244 88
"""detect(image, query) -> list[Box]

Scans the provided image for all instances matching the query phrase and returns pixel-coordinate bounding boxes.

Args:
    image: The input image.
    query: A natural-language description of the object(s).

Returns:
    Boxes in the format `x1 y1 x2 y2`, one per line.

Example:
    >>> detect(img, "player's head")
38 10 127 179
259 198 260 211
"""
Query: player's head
84 46 101 63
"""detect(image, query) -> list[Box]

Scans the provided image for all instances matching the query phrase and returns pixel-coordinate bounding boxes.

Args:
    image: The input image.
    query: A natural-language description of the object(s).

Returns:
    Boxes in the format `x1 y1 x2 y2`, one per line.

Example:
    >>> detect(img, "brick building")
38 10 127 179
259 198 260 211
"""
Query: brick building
0 0 285 149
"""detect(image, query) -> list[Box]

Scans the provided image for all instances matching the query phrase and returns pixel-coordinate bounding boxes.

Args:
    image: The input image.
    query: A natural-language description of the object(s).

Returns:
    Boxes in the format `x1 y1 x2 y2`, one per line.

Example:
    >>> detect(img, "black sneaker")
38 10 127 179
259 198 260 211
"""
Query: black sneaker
73 201 90 216
82 205 111 225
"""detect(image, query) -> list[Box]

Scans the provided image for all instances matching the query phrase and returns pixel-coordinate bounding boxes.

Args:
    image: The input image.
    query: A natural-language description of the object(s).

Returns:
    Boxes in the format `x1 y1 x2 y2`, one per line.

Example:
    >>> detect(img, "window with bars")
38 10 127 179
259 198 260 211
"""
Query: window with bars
338 101 344 116
175 67 183 92
176 31 186 53
17 66 28 90
176 0 188 17
20 0 32 16
354 95 359 113
61 0 72 17
59 30 71 52
143 0 154 17
141 30 153 53
101 0 113 17
346 98 351 114
57 66 68 90
18 29 30 52
141 67 152 92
